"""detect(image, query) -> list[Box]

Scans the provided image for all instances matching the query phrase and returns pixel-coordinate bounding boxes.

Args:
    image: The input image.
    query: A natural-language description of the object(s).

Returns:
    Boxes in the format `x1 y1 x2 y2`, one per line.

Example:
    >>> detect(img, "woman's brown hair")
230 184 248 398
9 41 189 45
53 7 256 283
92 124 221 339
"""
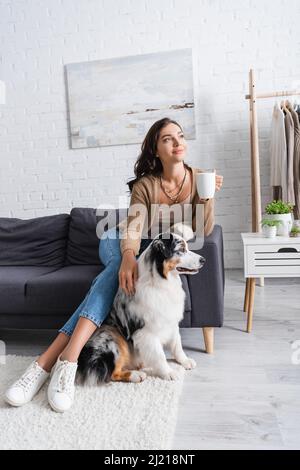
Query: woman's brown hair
127 117 190 193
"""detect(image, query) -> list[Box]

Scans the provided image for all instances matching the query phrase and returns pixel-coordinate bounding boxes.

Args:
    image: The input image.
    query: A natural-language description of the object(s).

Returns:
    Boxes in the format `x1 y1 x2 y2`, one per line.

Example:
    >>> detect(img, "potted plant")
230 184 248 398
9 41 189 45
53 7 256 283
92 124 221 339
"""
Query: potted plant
261 218 282 238
265 200 294 236
290 225 300 238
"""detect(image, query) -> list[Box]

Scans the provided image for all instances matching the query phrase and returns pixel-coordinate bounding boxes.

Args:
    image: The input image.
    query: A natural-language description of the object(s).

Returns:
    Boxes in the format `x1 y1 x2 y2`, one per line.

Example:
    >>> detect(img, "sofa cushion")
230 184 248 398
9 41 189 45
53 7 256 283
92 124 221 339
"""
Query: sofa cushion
66 207 127 265
0 214 70 266
26 265 103 311
0 266 61 314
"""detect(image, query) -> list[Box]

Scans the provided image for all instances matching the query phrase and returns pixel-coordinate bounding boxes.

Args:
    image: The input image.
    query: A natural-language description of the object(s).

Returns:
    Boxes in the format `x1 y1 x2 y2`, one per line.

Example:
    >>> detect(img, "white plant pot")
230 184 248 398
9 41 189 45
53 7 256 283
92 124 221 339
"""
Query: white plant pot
262 225 277 238
265 213 293 236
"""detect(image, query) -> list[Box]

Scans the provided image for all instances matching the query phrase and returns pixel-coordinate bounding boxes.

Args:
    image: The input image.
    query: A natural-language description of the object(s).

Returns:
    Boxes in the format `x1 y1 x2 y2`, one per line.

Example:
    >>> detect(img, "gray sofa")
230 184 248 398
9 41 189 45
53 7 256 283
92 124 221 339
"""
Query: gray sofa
0 208 224 352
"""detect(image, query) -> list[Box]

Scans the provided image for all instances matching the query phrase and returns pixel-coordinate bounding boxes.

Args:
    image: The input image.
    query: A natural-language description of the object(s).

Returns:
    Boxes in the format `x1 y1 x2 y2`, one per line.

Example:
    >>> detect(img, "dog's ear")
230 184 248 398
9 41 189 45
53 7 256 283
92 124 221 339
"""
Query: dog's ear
152 233 173 258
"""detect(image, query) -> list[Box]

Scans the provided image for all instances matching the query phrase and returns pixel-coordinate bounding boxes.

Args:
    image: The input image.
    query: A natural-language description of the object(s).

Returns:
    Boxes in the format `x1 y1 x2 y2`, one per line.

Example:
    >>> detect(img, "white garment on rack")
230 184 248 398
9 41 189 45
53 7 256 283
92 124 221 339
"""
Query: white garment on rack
284 105 295 205
270 102 288 201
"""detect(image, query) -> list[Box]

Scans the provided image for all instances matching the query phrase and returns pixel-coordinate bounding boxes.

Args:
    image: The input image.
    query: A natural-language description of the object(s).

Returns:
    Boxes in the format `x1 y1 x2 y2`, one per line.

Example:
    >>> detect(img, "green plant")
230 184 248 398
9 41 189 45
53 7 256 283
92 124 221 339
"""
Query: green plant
265 200 294 214
290 225 300 234
261 218 283 228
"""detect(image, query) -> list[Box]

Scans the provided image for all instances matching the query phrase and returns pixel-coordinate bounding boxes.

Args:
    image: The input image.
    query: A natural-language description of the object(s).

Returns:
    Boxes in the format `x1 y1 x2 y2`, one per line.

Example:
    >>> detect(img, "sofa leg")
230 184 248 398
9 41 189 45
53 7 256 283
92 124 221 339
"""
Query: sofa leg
203 327 214 354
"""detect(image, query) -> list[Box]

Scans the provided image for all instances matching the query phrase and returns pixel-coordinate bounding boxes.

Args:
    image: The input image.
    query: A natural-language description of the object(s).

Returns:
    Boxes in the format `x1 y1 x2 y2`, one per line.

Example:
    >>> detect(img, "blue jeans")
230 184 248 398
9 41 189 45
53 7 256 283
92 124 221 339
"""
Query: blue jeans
59 227 152 337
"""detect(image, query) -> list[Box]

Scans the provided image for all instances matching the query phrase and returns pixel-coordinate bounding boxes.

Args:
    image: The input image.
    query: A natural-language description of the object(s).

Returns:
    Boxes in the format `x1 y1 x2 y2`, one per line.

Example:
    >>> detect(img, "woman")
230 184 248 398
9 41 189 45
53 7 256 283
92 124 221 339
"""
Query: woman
4 117 223 412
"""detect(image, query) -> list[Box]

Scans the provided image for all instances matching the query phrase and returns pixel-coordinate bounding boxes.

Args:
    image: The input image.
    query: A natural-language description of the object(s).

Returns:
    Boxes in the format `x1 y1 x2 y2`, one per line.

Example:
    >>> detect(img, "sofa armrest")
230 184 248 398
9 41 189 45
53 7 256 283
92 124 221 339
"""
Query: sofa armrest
188 224 225 327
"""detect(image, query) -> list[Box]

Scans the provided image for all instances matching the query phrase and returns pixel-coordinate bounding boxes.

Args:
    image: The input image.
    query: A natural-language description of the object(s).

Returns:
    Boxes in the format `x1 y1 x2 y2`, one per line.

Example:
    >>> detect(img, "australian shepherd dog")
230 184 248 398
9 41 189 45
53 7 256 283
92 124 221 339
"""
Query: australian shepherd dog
76 230 205 384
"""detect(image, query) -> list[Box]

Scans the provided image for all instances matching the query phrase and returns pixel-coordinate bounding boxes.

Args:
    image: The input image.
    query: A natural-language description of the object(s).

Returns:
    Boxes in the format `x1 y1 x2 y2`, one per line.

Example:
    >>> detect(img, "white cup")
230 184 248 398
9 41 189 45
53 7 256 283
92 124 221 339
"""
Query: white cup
196 169 216 199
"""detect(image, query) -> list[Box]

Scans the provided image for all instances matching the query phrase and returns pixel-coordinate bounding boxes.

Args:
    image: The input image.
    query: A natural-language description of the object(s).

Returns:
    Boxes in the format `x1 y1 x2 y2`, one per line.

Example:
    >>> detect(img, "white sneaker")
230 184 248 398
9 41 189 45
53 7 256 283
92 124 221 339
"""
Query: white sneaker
47 356 78 413
4 360 50 407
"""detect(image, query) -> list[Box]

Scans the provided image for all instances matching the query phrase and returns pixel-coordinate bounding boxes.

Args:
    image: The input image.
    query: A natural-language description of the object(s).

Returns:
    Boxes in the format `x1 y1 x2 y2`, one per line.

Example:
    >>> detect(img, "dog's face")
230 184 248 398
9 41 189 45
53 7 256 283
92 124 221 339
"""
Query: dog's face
146 232 205 279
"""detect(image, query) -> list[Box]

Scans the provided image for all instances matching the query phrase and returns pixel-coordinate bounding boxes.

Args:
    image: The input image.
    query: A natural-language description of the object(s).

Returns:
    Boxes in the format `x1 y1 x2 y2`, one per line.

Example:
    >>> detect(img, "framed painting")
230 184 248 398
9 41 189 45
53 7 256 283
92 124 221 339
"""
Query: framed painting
65 48 196 148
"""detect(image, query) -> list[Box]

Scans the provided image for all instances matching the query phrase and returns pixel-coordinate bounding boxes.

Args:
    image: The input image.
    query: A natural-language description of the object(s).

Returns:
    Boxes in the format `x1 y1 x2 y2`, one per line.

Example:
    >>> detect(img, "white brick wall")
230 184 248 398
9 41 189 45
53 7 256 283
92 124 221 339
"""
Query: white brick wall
1 0 300 267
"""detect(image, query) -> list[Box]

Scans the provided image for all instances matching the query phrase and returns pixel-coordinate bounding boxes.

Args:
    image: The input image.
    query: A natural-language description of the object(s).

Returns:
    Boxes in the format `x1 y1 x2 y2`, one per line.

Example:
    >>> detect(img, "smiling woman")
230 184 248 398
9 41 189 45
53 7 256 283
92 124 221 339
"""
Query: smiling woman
127 118 187 193
4 116 223 415
118 117 222 271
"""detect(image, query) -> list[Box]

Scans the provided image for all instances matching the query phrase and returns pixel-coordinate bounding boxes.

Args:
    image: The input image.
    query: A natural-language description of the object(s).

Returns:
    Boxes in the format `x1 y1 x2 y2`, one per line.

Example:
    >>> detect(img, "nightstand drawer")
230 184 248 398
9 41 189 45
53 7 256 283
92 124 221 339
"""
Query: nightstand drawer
245 244 300 276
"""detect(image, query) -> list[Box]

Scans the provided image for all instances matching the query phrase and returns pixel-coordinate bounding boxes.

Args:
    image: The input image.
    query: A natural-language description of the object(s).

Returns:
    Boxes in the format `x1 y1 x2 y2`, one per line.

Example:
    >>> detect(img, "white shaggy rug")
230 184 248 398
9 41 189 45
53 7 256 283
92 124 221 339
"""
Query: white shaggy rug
0 355 185 450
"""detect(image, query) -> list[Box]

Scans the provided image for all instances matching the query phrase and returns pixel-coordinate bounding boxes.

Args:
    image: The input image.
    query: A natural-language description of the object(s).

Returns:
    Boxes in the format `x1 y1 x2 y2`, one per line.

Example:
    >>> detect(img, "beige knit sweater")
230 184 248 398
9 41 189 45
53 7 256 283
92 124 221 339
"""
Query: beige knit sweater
117 166 215 256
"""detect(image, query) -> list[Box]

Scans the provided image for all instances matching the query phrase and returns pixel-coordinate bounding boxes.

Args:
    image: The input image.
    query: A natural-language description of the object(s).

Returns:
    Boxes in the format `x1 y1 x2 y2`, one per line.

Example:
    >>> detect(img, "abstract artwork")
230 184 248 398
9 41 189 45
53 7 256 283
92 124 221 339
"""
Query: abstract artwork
65 48 196 148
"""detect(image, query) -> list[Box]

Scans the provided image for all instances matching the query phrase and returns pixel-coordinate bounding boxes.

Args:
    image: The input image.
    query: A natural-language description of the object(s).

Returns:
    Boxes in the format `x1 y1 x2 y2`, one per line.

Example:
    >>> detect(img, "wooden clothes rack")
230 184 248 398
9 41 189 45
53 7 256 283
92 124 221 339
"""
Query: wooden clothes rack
245 69 300 232
243 69 300 318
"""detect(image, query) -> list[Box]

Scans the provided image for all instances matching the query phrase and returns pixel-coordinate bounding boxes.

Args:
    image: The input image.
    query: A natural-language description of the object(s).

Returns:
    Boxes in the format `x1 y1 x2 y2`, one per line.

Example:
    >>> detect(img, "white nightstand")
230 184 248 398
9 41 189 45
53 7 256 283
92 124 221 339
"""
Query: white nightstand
241 233 300 333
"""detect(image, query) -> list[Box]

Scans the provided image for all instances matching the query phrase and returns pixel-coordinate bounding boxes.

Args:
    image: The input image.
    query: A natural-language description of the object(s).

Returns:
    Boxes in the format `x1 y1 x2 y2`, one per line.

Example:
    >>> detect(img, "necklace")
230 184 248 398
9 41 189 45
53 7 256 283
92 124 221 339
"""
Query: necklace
162 175 183 195
159 168 187 203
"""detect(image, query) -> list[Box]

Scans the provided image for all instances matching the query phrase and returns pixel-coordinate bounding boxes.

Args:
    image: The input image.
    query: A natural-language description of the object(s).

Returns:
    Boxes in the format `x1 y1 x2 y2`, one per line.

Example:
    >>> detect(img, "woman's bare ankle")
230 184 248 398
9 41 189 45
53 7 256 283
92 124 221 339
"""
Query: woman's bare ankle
37 355 57 373
60 349 79 363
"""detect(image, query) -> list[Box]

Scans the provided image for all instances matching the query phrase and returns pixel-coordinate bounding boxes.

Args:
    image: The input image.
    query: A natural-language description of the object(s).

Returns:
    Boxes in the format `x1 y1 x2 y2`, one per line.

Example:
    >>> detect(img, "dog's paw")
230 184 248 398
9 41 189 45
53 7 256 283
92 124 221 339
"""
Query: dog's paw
158 369 180 381
129 370 147 383
180 357 197 370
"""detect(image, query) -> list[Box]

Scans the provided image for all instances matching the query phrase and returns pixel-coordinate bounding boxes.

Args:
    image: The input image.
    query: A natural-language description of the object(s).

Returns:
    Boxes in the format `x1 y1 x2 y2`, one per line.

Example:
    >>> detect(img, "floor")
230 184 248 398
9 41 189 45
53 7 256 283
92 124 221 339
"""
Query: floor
1 269 300 450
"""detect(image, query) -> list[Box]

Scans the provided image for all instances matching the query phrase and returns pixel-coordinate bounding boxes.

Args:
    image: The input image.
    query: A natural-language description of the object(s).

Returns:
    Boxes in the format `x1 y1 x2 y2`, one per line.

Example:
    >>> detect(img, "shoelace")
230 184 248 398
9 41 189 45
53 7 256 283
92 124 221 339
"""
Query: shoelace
55 362 76 395
15 363 44 390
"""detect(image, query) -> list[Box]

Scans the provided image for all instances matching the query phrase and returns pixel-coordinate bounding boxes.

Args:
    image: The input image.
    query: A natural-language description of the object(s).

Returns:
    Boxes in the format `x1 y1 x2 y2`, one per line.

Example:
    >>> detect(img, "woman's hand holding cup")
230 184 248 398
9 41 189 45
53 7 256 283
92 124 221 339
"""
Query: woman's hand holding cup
196 169 223 199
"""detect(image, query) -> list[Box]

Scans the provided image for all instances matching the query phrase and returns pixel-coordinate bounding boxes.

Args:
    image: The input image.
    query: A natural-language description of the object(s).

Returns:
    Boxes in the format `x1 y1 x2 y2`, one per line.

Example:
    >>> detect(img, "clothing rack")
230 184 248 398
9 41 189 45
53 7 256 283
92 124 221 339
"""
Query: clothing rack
244 69 300 292
245 69 300 232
